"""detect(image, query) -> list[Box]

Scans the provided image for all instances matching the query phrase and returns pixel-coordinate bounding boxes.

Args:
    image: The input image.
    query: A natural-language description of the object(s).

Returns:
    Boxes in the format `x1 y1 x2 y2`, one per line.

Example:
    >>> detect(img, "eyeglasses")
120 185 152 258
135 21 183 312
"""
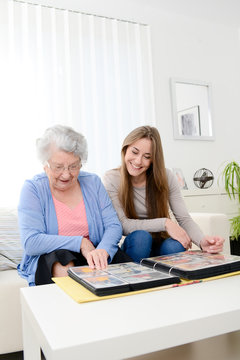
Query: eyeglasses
47 161 81 174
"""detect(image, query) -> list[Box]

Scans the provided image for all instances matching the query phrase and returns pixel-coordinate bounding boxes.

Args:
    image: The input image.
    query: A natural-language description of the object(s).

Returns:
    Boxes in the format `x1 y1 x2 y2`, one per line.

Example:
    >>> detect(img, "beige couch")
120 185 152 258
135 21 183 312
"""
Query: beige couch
190 212 230 253
0 212 230 355
0 208 28 355
0 270 27 354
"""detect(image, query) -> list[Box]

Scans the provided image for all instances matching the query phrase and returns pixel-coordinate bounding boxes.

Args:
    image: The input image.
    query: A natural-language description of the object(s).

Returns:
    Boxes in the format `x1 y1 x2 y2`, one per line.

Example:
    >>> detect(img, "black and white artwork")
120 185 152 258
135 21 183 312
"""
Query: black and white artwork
178 105 201 136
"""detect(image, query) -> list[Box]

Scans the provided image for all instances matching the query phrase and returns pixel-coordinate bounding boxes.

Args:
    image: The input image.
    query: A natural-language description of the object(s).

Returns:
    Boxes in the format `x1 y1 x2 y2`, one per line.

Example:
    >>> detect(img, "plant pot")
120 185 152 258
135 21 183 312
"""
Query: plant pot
230 237 240 256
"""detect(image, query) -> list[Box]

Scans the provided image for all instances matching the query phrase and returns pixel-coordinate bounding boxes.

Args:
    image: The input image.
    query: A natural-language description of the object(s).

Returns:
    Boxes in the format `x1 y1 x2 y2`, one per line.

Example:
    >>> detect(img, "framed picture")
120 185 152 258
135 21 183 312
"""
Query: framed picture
170 78 215 141
177 105 201 136
171 168 188 190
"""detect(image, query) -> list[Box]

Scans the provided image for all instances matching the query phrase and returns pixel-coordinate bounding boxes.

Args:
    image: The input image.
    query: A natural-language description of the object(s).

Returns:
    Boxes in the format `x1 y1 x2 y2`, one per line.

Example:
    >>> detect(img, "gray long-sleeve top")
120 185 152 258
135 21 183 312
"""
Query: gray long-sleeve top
103 168 204 247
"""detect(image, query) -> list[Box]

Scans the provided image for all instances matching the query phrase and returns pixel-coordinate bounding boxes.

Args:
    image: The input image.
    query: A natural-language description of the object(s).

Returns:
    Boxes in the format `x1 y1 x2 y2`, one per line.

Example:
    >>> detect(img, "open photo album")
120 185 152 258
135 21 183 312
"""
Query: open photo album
141 250 240 280
67 262 180 296
67 251 240 296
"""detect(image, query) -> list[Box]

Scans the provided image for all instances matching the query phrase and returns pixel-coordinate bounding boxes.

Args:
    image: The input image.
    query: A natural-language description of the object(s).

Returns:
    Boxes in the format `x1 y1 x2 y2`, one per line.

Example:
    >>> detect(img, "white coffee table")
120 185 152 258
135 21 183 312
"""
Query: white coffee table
20 275 240 360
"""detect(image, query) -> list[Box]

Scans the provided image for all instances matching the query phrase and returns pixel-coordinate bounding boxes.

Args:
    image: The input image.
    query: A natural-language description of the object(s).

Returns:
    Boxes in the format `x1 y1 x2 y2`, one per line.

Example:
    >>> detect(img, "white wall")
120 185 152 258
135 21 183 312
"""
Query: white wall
18 0 240 190
149 10 240 190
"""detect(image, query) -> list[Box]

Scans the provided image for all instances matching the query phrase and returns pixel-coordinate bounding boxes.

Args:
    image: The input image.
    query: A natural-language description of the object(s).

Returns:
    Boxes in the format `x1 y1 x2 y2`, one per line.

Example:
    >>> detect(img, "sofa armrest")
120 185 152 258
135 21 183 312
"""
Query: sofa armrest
0 270 28 354
190 212 230 254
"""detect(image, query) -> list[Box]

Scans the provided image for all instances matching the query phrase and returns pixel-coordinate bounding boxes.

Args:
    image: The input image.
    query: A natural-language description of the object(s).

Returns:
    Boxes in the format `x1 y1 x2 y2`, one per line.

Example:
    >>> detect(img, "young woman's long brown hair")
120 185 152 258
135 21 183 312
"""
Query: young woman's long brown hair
119 126 169 225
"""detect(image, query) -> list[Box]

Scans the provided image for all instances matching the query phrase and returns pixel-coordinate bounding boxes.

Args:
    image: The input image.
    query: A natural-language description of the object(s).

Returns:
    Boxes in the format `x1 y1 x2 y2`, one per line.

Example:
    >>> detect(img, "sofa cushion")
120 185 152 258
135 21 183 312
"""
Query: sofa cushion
0 208 22 271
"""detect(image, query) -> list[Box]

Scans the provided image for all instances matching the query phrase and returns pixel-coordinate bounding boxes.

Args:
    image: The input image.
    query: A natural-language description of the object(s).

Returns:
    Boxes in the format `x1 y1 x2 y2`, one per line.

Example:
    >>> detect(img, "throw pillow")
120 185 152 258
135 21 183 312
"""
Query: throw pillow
0 208 23 271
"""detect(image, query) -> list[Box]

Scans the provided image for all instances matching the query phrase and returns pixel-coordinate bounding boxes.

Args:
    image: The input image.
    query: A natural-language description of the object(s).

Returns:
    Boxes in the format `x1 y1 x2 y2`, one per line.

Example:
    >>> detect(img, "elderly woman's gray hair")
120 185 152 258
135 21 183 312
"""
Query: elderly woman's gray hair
36 125 88 164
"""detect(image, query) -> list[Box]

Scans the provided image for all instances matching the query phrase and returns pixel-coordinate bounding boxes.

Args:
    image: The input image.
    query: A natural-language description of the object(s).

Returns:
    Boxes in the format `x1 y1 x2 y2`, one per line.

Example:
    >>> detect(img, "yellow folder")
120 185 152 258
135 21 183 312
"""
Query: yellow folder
52 276 178 303
53 271 240 304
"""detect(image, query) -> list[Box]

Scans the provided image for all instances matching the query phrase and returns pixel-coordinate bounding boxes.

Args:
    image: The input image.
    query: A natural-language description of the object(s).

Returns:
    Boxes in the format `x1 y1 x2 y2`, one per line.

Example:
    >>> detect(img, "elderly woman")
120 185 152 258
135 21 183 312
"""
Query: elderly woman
18 125 131 286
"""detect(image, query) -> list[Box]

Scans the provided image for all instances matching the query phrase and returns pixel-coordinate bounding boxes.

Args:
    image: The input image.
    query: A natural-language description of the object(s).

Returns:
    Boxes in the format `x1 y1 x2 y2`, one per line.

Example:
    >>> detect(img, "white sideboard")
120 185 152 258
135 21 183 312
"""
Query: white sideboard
181 188 239 220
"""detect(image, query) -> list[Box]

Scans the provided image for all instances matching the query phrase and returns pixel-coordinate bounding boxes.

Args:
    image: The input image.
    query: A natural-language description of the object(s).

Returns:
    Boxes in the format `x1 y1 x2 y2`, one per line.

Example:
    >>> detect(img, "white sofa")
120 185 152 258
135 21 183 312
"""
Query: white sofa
0 270 27 354
0 208 28 355
190 212 230 254
0 212 230 355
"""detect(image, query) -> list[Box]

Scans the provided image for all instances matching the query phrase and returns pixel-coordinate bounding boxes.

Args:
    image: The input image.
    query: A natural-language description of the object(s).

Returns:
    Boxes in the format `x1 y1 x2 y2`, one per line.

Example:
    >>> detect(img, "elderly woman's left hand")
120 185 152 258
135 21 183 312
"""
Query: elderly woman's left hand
86 249 109 270
200 236 225 253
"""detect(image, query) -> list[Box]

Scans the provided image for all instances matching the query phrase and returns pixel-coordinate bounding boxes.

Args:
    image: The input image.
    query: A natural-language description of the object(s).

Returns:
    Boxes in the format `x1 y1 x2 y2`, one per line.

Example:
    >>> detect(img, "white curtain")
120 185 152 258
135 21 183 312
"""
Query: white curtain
0 0 155 206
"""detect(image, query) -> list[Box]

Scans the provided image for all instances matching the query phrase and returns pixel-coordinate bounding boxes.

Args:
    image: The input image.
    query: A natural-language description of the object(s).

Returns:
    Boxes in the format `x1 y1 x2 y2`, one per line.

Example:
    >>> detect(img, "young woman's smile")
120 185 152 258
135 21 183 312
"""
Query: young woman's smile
124 137 152 186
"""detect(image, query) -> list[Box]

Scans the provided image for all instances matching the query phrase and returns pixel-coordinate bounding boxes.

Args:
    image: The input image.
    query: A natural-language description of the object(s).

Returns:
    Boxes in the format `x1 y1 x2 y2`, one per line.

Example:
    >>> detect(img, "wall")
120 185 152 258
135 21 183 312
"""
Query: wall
149 10 240 190
19 0 240 190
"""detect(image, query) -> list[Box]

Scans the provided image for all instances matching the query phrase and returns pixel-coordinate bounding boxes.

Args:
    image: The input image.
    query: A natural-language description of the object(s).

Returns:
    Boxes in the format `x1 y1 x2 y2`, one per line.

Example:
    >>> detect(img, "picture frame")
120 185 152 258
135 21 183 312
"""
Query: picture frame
170 78 215 141
177 105 201 136
171 168 188 190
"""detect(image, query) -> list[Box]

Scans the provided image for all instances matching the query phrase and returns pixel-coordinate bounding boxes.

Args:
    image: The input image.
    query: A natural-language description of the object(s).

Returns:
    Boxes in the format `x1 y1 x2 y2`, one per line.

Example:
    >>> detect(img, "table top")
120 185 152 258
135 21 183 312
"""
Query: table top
21 275 240 359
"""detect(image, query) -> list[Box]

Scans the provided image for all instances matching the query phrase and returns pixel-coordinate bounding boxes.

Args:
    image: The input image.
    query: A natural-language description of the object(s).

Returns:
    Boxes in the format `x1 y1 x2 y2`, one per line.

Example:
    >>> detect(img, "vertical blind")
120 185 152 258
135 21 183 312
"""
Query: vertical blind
0 0 155 206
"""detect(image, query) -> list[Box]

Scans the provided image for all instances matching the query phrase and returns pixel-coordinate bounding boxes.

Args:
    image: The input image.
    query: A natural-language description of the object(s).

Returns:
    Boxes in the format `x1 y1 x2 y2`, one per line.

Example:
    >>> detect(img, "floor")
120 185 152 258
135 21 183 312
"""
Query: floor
0 351 46 360
0 353 23 360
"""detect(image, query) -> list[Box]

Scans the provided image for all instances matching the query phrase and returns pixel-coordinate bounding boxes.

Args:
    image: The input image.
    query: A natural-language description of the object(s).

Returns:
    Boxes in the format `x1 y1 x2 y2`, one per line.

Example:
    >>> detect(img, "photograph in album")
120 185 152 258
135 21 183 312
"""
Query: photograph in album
68 262 180 296
141 251 240 280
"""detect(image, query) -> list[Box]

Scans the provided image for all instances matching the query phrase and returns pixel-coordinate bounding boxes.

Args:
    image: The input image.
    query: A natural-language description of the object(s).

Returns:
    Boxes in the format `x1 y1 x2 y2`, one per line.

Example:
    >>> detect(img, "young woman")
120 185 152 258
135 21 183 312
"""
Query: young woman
103 126 224 262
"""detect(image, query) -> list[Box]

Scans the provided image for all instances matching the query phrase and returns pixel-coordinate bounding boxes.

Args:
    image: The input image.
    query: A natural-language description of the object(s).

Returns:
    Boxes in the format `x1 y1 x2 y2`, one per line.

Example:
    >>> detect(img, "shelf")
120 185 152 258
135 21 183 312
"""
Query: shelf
181 189 239 219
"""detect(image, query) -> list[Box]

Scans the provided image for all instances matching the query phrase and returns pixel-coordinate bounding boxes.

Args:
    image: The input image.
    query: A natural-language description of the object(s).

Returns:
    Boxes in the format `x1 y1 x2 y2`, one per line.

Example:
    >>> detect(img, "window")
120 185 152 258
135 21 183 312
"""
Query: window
0 0 155 206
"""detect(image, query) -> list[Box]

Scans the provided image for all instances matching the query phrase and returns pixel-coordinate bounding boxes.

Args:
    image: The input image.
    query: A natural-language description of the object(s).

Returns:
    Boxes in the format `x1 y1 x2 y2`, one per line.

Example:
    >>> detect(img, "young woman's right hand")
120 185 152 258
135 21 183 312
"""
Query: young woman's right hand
165 218 192 250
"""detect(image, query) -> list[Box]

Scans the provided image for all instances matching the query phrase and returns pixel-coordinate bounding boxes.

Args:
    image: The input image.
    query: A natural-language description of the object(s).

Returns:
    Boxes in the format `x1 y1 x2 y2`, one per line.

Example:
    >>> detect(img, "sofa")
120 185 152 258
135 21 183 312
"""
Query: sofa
0 209 28 355
0 210 230 355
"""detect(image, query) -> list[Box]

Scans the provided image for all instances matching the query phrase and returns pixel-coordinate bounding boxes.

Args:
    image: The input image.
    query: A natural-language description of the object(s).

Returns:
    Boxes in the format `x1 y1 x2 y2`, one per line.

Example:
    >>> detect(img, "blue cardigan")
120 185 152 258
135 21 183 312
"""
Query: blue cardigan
17 171 122 286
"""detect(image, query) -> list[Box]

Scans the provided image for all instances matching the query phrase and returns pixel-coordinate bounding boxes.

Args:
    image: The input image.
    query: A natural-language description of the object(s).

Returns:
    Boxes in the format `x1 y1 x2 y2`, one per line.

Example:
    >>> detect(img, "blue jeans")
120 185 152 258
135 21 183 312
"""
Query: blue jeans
121 230 185 263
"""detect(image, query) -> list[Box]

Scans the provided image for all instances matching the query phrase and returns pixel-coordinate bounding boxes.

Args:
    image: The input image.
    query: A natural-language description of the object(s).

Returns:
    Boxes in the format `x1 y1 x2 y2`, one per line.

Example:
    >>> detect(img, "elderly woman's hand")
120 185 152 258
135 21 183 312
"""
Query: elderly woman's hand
80 238 109 269
80 237 96 257
86 249 109 270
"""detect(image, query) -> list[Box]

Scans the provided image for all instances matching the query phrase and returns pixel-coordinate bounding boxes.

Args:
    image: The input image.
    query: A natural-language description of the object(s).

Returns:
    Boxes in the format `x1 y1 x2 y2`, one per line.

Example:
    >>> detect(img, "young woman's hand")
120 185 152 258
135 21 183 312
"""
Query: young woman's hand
165 218 192 250
200 236 224 253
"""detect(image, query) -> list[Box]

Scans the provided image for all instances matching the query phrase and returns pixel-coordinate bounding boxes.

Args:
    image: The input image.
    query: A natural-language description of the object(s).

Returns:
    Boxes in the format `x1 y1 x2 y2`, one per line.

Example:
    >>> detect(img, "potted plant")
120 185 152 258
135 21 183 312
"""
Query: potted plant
220 161 240 255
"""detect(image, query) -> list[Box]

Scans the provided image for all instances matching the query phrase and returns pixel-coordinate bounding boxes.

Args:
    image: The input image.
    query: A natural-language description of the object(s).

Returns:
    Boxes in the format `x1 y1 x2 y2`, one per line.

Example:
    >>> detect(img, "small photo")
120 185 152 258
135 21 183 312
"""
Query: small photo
178 105 201 136
171 168 188 190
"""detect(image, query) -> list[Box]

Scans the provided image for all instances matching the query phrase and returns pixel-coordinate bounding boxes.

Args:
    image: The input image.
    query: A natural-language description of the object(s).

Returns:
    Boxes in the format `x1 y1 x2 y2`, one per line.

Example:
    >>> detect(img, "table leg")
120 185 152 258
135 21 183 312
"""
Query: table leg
22 307 41 360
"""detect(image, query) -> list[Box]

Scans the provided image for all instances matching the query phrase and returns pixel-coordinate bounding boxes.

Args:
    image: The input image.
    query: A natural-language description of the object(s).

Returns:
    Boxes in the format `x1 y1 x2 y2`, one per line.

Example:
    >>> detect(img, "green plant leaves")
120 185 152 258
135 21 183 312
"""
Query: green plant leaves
230 214 240 241
221 161 240 202
220 161 240 240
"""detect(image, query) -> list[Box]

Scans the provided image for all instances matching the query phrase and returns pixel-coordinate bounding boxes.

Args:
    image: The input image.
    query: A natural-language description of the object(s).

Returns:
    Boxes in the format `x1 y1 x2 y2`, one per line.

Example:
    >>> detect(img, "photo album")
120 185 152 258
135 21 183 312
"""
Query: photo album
68 251 240 296
141 250 240 280
67 262 180 296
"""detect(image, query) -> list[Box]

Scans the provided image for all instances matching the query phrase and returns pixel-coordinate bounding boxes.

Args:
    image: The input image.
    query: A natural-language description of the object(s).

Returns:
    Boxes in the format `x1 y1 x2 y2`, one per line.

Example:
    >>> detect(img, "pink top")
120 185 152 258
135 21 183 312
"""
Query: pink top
53 197 89 238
